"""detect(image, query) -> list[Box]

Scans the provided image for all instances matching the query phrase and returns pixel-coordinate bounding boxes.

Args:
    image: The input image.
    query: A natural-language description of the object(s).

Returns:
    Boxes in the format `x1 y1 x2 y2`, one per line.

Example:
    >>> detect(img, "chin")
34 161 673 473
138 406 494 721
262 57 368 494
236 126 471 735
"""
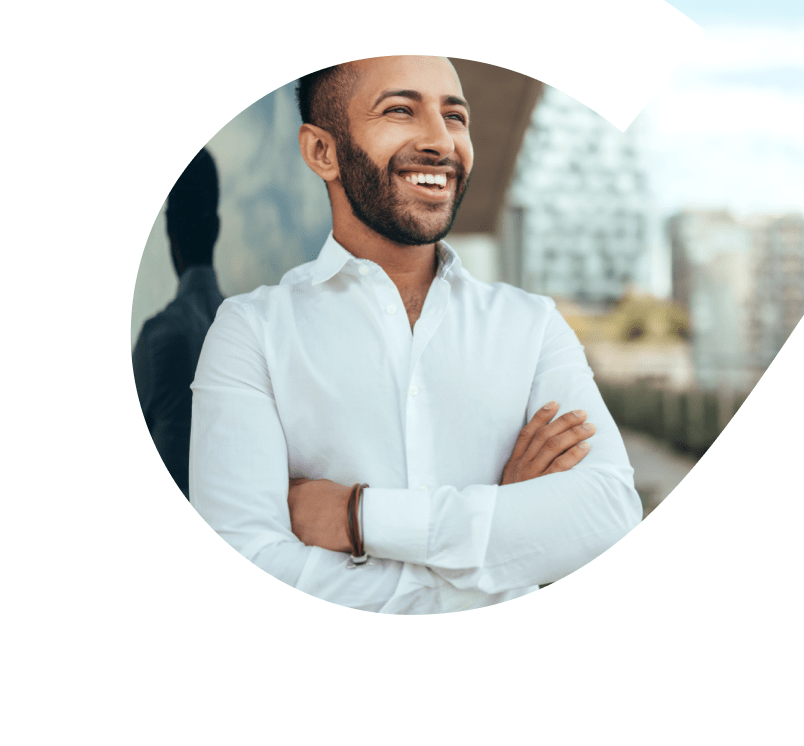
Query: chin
400 209 456 244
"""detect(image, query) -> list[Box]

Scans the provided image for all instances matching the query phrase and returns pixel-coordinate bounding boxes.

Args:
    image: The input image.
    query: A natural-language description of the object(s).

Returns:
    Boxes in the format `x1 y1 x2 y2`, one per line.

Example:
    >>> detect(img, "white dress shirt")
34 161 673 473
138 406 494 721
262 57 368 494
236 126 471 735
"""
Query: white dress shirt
190 233 642 614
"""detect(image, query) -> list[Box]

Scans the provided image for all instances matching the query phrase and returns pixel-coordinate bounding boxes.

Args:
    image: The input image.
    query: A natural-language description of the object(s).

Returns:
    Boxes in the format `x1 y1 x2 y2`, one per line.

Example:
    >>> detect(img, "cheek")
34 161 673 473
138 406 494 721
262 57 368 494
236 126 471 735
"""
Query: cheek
458 137 474 172
361 128 404 168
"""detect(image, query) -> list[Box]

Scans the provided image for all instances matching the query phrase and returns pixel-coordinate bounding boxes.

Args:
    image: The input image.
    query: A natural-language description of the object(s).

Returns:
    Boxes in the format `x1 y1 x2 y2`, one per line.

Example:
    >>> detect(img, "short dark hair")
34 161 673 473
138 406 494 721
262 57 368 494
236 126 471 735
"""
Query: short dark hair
295 63 360 142
166 147 220 265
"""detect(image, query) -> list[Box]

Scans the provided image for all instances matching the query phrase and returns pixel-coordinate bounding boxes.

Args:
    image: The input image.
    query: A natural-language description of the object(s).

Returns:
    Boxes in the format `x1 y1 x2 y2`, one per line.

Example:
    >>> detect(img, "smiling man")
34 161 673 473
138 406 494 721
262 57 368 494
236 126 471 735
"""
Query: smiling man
189 56 642 614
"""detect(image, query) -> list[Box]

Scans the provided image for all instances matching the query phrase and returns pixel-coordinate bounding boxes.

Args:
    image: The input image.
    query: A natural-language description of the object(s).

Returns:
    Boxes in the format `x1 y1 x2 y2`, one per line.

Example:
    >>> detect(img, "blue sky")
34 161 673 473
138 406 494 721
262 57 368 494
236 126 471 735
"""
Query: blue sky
670 0 804 25
636 3 804 218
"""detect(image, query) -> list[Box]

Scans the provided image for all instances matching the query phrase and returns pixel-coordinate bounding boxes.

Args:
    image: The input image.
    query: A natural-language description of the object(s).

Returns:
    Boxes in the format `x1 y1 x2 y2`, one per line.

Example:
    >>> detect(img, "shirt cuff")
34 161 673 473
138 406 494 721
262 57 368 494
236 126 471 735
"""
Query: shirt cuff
362 488 429 564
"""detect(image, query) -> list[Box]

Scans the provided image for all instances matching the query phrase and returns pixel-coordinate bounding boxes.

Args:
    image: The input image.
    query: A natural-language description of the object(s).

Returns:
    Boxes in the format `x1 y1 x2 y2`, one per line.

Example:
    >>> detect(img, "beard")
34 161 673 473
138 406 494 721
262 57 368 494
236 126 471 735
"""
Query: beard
335 129 471 246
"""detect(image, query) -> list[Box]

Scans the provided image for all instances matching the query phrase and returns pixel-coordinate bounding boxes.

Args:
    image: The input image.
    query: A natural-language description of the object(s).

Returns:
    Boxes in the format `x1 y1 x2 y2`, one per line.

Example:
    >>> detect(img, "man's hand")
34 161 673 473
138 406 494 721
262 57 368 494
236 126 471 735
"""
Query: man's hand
289 402 592 548
501 401 594 485
288 478 352 553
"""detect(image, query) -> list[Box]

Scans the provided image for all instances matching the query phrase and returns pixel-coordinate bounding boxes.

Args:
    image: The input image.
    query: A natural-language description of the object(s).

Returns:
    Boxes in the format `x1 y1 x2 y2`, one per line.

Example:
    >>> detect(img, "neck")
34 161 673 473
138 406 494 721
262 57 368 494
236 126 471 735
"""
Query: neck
331 196 438 296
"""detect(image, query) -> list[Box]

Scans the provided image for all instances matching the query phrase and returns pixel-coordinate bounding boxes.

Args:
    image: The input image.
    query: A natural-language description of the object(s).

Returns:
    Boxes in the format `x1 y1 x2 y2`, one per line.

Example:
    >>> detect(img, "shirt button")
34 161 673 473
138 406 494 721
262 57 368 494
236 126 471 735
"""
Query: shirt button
418 485 428 491
409 385 418 397
387 304 397 315
358 265 369 276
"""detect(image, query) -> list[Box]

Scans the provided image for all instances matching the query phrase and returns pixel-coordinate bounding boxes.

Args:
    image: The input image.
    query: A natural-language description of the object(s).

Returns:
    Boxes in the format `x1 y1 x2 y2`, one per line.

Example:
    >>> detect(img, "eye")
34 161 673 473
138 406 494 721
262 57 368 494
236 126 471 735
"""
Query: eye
445 112 468 125
385 106 412 116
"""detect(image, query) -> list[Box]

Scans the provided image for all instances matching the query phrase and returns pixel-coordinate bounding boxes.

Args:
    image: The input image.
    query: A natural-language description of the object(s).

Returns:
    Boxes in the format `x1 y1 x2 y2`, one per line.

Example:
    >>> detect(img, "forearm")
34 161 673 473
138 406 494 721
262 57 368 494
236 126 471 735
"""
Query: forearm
190 300 412 611
353 382 641 593
190 384 416 610
362 464 641 594
360 302 643 594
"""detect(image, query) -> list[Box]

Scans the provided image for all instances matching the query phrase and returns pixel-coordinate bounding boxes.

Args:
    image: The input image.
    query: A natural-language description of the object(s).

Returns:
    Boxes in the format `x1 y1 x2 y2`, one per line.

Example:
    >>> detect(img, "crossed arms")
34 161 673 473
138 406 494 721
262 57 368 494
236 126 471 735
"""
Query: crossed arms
288 403 598 553
189 297 643 611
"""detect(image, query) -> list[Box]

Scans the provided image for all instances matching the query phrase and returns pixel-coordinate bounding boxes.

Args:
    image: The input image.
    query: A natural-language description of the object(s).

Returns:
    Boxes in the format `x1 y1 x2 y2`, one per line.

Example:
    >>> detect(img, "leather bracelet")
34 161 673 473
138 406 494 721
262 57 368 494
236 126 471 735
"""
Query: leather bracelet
346 483 359 555
347 483 369 565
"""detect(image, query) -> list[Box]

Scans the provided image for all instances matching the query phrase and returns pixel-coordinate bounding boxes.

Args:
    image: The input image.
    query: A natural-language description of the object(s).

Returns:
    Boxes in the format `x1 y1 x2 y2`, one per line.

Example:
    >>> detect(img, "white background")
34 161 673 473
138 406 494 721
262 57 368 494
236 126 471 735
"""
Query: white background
0 0 804 745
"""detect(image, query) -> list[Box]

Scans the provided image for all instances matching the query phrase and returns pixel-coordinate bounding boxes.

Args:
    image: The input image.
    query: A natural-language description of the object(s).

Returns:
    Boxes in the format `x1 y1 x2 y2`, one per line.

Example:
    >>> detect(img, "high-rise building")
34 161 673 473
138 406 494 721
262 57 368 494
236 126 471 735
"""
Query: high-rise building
667 210 754 390
502 86 656 303
747 213 804 370
667 210 804 391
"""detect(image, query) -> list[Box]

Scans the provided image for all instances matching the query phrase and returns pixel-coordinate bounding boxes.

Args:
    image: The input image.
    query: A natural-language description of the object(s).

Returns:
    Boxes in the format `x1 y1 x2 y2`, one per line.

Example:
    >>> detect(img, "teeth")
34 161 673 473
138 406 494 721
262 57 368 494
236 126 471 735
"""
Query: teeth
403 172 449 189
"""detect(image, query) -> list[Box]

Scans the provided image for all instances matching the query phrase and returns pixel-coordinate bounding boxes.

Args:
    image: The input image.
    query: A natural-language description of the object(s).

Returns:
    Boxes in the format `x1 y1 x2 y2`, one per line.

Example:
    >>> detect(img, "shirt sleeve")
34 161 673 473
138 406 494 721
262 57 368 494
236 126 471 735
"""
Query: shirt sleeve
133 320 193 498
361 305 643 595
189 300 406 612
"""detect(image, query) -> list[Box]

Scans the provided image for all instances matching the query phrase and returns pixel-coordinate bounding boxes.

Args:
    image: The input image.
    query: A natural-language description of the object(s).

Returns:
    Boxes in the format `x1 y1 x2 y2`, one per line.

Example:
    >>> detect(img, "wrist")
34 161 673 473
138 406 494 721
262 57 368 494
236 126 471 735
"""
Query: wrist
345 483 369 564
338 484 353 553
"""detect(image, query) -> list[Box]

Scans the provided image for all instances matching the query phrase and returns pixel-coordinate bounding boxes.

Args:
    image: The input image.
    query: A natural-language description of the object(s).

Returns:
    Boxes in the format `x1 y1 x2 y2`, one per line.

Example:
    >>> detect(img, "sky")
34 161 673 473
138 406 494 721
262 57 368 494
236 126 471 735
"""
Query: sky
638 1 804 217
670 0 801 25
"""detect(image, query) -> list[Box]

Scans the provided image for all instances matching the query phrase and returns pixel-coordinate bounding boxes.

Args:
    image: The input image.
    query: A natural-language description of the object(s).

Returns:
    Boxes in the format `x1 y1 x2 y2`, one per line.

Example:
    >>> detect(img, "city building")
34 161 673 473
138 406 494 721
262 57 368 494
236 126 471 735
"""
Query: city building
667 210 804 391
500 85 658 304
747 213 804 371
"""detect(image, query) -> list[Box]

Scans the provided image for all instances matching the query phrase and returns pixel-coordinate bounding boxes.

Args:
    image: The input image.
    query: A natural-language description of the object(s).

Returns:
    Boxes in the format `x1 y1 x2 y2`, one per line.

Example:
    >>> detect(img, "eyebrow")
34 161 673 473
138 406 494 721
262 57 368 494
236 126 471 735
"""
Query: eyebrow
372 89 471 117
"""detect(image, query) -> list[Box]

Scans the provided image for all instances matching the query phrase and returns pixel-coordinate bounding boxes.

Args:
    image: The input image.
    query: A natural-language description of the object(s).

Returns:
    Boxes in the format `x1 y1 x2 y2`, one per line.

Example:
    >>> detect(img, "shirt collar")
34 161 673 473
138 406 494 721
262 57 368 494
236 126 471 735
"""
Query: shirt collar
310 232 462 286
435 241 460 279
310 233 354 285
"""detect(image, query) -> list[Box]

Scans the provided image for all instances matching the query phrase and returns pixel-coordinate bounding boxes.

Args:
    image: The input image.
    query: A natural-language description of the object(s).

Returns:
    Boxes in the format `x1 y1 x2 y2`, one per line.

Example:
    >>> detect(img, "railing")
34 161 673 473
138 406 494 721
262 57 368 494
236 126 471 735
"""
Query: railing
596 379 749 457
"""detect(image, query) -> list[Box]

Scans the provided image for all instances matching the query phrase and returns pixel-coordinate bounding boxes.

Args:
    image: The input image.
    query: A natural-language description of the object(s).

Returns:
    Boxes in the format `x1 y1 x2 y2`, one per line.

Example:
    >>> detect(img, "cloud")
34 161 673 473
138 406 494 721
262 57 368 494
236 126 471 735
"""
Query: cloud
642 22 804 216
654 86 804 139
685 22 804 71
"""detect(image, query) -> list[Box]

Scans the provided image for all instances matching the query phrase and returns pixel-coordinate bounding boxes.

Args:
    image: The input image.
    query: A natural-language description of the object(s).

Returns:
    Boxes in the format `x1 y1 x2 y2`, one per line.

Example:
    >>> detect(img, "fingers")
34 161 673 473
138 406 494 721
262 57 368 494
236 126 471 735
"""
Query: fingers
502 403 596 485
544 441 591 475
508 400 559 461
521 408 589 463
529 420 596 473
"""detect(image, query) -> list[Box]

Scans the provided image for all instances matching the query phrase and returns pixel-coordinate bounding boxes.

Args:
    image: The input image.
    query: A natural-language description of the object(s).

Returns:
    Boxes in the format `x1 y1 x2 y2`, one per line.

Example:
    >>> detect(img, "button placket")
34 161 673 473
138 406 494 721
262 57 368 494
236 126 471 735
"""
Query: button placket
403 283 448 489
361 265 413 413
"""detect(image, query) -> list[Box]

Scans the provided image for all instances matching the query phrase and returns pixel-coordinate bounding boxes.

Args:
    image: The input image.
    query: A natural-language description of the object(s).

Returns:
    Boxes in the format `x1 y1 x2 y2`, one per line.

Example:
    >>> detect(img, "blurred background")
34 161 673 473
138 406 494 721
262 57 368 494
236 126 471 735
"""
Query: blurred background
132 3 804 518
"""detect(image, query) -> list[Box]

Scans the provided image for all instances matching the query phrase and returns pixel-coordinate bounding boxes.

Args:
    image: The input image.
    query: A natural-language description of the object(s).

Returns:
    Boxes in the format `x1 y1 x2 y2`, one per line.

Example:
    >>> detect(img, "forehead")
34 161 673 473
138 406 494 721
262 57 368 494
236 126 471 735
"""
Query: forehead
351 56 464 105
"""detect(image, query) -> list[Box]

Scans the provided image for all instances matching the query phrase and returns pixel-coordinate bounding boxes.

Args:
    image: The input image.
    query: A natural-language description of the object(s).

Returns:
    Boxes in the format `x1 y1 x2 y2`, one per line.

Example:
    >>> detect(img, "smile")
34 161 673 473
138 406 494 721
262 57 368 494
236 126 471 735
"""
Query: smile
399 171 448 189
395 171 453 202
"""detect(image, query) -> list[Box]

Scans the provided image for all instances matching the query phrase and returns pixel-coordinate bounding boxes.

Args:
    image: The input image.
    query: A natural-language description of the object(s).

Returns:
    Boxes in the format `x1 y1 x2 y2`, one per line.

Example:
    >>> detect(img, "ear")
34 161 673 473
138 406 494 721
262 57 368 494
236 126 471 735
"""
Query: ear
298 123 340 182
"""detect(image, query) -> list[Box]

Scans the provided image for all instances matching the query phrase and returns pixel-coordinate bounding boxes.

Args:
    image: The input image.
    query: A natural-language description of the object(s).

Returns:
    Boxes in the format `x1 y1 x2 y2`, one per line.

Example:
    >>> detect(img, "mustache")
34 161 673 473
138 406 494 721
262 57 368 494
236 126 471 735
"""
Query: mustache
387 154 466 177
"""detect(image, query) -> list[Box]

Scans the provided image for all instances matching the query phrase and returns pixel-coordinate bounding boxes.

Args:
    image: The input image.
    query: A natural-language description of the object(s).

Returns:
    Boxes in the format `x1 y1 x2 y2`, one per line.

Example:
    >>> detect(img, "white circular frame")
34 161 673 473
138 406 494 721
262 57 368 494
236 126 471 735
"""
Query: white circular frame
0 0 804 745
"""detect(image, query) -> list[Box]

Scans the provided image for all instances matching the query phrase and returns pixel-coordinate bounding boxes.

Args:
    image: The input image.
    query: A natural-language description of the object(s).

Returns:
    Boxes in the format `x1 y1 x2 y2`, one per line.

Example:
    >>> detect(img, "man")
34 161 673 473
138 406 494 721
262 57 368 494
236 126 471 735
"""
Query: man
134 147 224 499
190 57 642 613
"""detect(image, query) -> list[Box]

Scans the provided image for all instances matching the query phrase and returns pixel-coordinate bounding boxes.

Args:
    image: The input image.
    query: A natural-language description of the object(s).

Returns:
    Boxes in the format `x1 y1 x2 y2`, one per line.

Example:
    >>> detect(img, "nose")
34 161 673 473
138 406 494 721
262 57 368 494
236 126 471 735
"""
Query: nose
414 109 455 159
